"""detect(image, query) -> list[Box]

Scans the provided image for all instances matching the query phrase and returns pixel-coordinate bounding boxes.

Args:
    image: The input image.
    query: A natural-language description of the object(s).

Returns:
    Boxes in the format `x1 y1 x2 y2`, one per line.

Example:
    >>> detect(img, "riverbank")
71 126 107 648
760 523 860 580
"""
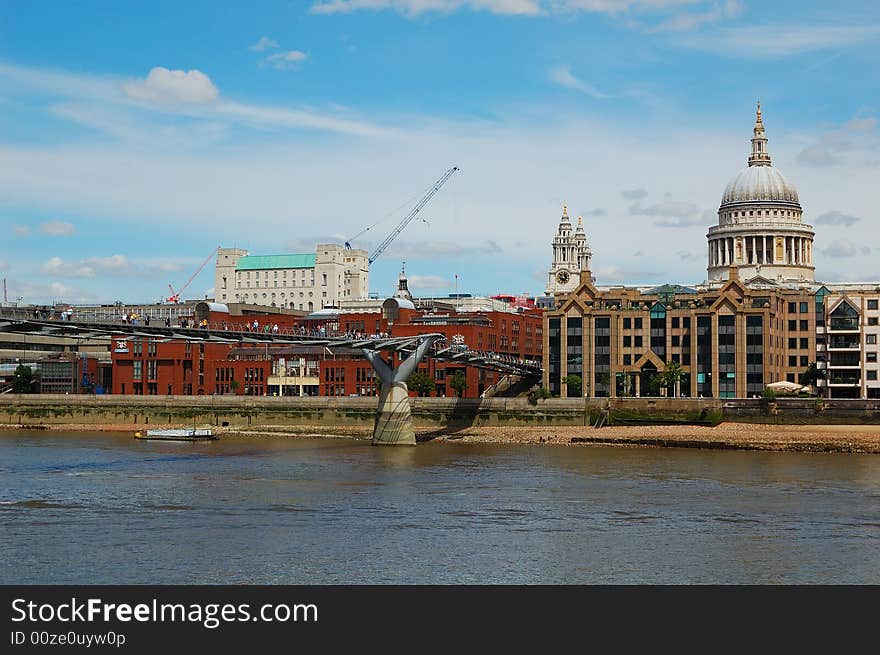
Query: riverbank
4 421 879 453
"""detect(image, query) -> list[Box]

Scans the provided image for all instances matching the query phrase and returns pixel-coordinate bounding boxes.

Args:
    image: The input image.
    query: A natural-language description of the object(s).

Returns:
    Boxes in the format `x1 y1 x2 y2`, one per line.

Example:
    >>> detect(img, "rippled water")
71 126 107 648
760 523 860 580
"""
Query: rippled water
1 430 878 584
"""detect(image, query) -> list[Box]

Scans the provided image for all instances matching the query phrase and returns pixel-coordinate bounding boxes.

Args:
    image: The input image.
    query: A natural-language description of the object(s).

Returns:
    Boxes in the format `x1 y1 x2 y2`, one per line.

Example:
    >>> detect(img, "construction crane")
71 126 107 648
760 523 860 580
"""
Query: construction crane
167 246 220 303
345 166 459 264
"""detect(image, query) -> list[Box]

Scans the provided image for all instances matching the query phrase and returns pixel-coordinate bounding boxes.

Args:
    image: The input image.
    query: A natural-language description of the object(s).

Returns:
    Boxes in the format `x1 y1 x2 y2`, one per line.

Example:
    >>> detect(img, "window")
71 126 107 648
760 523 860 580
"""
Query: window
623 318 631 329
133 360 142 380
623 354 631 365
868 335 878 345
683 317 690 328
868 300 879 310
623 336 631 347
869 317 878 326
788 356 797 367
788 302 797 313
634 318 643 329
799 302 808 313
788 338 797 349
800 320 808 331
671 335 680 347
867 370 878 381
788 320 797 331
634 336 643 348
800 356 809 367
800 338 808 350
868 353 878 363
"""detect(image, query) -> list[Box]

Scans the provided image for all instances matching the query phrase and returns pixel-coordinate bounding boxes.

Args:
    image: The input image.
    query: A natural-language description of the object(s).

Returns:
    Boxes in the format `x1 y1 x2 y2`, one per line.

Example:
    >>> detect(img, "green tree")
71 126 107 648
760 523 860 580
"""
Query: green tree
407 370 436 397
563 374 582 397
449 371 467 397
799 362 823 388
12 364 34 393
229 379 240 395
659 361 684 396
527 384 552 405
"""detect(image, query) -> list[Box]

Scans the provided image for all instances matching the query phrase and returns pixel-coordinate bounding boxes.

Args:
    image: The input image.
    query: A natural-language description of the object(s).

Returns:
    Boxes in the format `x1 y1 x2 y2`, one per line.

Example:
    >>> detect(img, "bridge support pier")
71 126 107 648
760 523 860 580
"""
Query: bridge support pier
364 337 438 446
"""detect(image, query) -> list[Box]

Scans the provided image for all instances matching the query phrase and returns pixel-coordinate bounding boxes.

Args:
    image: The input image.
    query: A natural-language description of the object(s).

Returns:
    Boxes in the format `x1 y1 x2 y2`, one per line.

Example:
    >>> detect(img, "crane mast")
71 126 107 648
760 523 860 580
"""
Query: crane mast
363 166 459 264
167 246 220 303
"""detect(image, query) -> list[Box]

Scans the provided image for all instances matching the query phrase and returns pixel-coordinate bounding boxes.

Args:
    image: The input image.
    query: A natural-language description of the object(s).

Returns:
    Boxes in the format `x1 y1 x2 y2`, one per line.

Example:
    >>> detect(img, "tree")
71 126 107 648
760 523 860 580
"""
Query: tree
563 374 582 397
527 385 552 405
407 370 436 397
659 361 684 397
799 362 823 388
12 364 35 393
229 379 241 395
449 371 467 397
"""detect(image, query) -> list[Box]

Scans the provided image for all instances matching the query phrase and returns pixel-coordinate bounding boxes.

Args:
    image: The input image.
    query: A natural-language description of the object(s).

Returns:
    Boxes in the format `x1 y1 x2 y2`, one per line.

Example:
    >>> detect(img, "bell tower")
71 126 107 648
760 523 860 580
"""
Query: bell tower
547 205 589 296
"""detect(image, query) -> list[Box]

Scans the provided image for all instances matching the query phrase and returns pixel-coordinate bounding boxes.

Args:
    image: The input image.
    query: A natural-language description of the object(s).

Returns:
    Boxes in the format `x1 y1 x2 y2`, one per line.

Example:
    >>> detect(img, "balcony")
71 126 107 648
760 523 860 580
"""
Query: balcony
828 374 861 385
829 318 860 331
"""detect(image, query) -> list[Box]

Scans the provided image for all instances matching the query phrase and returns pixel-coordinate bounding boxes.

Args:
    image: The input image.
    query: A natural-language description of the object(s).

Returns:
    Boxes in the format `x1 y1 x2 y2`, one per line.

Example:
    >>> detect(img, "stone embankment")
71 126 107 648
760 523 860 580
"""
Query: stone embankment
2 394 880 453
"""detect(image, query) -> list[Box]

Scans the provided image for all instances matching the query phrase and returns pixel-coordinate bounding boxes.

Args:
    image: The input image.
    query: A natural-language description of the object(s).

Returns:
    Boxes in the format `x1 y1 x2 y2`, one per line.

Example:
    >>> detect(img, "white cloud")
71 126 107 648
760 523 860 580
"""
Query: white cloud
620 187 648 200
548 66 612 99
41 256 96 277
813 210 860 227
262 50 309 70
628 200 712 227
408 274 452 289
675 24 880 58
650 0 742 32
822 240 871 258
39 220 75 236
796 116 878 168
0 61 390 138
123 67 220 105
310 0 542 16
0 259 8 272
13 225 30 236
249 36 279 51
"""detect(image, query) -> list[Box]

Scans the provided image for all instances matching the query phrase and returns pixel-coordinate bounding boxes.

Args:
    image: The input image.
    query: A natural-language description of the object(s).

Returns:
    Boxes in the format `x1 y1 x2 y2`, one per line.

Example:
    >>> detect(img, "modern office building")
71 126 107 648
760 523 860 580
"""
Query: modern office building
543 106 880 399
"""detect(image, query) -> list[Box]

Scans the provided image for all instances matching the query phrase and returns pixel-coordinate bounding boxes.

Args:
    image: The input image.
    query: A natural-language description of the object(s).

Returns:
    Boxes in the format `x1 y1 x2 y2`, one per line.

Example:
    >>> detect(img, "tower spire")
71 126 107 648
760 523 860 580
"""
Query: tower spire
748 101 771 166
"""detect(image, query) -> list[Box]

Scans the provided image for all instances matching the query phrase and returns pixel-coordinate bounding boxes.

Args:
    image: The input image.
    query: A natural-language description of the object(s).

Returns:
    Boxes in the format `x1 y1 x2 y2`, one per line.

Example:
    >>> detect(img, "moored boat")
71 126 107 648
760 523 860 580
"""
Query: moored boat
134 428 216 441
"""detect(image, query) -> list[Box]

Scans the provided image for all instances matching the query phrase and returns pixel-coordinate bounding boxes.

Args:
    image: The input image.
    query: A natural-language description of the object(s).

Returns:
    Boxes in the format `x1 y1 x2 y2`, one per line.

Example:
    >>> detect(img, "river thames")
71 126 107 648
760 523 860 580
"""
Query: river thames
1 430 878 584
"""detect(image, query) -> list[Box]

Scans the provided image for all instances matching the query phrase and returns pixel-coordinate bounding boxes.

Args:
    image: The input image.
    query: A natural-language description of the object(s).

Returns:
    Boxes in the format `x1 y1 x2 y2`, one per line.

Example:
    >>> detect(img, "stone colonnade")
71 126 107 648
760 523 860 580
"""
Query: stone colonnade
709 235 812 267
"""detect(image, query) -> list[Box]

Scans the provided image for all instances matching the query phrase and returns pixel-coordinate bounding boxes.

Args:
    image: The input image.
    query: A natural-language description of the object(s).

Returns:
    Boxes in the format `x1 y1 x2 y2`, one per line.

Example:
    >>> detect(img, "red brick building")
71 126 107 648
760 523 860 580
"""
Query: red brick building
109 300 542 399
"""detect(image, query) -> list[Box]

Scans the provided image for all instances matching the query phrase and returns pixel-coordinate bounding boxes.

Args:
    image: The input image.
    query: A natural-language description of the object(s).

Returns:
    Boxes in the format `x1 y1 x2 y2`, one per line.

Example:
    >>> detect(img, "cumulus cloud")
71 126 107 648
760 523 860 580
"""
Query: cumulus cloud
813 210 860 227
629 201 711 228
548 66 612 99
41 256 96 277
123 67 219 105
797 116 878 167
13 225 30 236
37 254 183 279
262 50 309 70
822 240 871 258
249 36 279 52
620 188 648 200
39 220 75 236
408 274 452 289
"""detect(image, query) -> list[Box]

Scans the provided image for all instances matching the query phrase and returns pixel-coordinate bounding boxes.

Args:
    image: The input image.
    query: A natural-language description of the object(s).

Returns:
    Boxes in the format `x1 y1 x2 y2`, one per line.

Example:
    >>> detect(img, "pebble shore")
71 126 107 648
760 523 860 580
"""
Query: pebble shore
8 421 878 453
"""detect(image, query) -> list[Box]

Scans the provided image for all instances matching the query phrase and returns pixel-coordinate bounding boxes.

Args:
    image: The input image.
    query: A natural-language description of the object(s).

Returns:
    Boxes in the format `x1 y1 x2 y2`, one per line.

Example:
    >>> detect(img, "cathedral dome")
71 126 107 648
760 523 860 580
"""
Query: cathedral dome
721 165 799 208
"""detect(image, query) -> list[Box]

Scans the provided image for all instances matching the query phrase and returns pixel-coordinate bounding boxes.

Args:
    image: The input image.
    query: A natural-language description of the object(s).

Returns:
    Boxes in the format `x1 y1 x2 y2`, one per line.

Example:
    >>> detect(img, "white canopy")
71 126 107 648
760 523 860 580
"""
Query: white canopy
766 380 809 392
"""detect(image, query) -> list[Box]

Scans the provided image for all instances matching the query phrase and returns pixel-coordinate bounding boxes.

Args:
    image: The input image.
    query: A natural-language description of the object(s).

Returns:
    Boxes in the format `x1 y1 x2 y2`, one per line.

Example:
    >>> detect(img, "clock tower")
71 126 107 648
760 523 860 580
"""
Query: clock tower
547 204 591 296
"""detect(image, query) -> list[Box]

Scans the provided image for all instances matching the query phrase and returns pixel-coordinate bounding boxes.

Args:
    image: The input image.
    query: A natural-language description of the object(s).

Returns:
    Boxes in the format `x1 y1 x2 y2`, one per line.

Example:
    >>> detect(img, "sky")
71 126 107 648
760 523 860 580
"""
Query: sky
0 0 878 305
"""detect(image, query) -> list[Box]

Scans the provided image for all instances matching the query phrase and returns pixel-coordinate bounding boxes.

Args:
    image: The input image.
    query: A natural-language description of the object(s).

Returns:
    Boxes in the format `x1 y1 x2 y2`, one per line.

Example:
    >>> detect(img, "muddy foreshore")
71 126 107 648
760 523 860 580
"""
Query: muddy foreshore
3 421 880 454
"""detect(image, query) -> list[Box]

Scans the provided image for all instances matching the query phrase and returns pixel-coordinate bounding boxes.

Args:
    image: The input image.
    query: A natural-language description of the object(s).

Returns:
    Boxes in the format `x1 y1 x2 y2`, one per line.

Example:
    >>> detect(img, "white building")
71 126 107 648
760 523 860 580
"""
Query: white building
546 205 592 296
214 244 369 311
707 104 815 284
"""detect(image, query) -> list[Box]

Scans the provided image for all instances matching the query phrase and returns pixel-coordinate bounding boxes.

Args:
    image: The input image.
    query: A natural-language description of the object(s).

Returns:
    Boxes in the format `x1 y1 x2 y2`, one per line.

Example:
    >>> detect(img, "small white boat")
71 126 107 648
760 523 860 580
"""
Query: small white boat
135 428 216 441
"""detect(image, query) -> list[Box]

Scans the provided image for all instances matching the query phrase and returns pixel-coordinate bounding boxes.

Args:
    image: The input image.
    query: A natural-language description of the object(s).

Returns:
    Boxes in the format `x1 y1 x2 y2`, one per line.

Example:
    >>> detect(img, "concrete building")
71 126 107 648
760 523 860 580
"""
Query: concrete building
543 105 880 399
214 244 369 310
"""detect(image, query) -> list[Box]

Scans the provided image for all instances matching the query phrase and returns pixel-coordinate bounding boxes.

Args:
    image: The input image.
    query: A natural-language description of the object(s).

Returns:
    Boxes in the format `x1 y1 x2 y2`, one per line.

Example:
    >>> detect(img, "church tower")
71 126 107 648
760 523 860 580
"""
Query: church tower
547 205 591 296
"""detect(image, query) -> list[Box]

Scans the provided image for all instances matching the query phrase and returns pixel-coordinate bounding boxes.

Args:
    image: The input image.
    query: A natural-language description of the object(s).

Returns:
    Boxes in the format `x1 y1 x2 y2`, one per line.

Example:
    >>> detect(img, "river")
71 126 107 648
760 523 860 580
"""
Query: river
1 430 878 584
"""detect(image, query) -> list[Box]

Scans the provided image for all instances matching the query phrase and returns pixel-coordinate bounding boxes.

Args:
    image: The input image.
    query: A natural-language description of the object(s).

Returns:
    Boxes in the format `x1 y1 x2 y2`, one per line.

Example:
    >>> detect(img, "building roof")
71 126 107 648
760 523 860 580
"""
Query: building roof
721 165 800 208
235 254 316 271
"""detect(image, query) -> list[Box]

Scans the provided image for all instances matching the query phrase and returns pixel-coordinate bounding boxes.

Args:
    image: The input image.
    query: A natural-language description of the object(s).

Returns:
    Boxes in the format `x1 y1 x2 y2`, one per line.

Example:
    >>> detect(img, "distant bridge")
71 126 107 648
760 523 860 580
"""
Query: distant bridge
0 314 541 378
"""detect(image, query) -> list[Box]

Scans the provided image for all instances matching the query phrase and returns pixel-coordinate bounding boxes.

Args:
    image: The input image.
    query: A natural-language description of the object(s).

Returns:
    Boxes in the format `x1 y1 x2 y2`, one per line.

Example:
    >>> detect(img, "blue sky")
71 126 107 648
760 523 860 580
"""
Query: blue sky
1 0 879 305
